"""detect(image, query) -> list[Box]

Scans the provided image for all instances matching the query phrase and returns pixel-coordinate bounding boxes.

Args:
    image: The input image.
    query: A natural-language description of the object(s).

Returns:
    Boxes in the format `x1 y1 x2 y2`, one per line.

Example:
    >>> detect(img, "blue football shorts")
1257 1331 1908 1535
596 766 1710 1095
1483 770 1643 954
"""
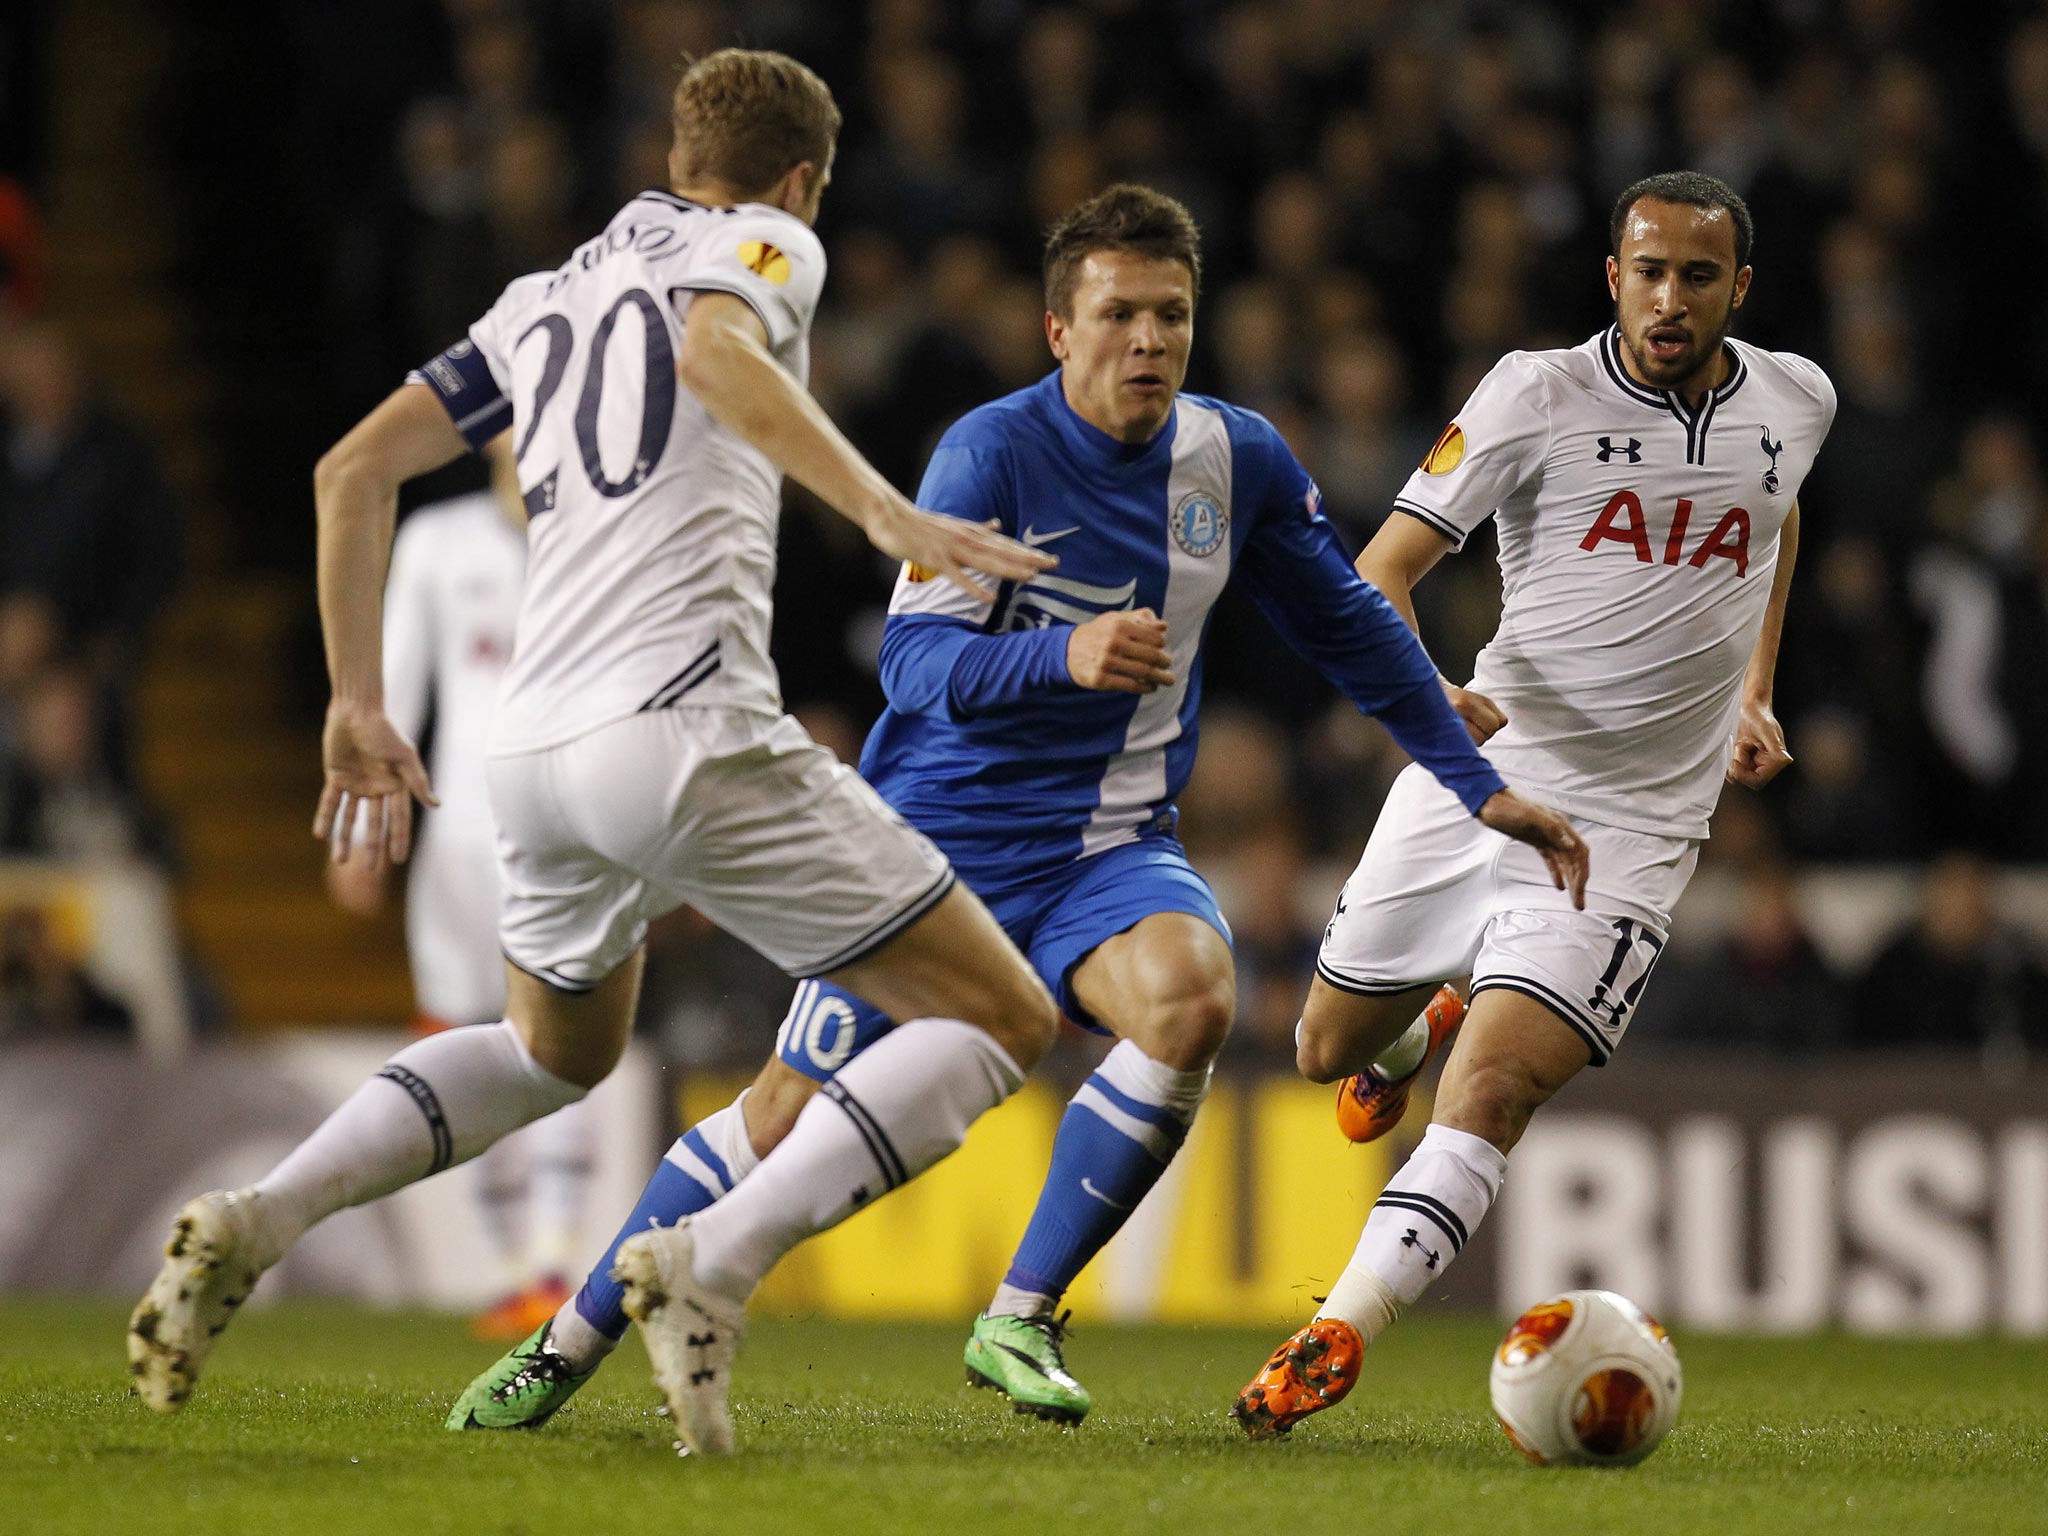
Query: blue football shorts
772 835 1230 1081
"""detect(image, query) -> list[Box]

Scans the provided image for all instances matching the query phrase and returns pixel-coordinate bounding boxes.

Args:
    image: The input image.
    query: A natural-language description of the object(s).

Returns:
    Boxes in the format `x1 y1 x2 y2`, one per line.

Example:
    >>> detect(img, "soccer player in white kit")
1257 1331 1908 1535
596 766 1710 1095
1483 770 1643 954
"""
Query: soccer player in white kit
1234 172 1834 1436
326 439 596 1339
128 50 1062 1457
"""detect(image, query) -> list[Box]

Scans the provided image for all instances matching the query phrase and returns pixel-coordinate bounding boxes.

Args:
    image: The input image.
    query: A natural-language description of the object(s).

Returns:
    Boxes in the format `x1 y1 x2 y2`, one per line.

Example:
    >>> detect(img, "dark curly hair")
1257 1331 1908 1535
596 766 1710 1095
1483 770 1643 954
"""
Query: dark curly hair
1610 171 1754 268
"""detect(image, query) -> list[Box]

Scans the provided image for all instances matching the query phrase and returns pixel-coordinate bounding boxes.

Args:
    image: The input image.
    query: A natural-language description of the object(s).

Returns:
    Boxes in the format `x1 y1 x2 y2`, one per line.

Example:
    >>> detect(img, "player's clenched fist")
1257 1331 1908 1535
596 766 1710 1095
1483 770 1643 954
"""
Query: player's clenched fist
1726 697 1792 788
1443 681 1507 744
1068 607 1174 693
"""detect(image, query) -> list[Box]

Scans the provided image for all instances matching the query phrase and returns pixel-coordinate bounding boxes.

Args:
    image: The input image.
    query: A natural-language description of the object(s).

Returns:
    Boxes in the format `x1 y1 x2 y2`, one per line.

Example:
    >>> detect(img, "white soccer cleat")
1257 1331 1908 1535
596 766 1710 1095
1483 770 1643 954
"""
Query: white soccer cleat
126 1189 271 1413
612 1219 748 1457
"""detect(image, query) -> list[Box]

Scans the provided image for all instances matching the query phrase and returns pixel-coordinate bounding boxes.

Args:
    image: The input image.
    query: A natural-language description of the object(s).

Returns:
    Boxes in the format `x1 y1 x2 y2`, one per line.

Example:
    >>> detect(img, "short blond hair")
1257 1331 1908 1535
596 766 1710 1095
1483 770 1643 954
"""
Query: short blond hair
671 48 840 197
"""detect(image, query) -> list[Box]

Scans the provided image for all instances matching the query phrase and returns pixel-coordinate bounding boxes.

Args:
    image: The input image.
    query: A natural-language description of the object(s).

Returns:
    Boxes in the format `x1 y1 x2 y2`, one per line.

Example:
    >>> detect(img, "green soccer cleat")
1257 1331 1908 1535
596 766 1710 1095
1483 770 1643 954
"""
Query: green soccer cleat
446 1323 594 1430
963 1310 1091 1425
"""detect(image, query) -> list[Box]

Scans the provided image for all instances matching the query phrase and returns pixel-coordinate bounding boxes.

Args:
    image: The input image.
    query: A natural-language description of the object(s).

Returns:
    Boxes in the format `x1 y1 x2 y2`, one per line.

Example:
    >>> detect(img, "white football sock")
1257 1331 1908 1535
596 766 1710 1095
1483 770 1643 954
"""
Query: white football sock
525 1097 596 1281
250 1020 586 1262
1371 1013 1432 1081
699 1088 764 1184
686 1019 1022 1299
1317 1123 1507 1342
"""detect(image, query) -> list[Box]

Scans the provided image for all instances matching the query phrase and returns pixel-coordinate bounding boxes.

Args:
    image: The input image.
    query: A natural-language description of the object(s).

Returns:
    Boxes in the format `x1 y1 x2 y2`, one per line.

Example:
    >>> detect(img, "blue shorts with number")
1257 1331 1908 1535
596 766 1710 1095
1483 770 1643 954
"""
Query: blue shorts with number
773 835 1229 1082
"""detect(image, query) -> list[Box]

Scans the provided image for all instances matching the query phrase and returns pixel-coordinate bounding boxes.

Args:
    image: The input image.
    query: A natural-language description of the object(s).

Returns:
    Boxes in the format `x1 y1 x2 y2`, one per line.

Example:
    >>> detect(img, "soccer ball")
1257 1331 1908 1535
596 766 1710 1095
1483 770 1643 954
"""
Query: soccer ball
1488 1289 1682 1467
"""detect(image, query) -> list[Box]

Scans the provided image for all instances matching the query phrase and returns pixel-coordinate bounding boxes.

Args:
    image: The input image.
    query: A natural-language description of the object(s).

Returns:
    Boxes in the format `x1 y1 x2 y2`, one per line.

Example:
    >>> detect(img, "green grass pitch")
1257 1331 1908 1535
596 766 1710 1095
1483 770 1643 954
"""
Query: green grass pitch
3 1299 2043 1535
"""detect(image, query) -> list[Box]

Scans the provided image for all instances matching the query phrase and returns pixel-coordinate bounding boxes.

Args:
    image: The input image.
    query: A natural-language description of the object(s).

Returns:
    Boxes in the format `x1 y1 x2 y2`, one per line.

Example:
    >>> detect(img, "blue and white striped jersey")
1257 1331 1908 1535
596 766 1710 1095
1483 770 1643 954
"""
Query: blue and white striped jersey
864 371 1504 891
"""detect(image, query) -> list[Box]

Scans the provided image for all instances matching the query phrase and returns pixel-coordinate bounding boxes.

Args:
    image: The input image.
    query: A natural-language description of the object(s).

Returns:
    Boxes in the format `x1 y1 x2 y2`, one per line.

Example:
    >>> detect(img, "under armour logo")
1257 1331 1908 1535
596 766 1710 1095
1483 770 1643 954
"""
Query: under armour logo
1596 436 1642 464
687 1331 717 1385
1401 1228 1441 1271
1760 427 1783 493
850 1185 871 1208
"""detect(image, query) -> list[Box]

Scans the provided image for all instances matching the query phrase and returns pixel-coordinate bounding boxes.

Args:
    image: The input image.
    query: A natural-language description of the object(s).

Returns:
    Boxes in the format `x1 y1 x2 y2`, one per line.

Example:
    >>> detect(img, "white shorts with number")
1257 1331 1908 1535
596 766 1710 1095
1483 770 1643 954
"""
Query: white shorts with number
488 706 956 990
1316 763 1699 1064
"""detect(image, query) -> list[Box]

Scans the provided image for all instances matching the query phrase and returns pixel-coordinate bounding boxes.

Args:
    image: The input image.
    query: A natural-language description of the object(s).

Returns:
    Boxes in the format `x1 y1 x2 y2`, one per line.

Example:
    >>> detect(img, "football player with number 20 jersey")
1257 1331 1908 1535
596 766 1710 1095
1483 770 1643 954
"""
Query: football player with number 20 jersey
449 184 1588 1429
1235 172 1834 1438
131 50 1067 1458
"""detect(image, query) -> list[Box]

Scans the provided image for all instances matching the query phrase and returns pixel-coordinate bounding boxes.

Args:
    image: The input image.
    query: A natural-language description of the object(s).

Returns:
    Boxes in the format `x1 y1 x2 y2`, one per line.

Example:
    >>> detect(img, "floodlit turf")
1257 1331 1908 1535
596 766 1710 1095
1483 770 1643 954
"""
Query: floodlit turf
2 1300 2044 1536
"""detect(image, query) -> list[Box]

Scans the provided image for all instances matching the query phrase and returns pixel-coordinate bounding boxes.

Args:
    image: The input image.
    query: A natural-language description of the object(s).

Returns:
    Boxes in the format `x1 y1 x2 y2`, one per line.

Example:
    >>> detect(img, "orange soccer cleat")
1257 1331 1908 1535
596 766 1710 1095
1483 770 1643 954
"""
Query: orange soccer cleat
1334 982 1466 1144
1231 1317 1365 1439
469 1275 573 1342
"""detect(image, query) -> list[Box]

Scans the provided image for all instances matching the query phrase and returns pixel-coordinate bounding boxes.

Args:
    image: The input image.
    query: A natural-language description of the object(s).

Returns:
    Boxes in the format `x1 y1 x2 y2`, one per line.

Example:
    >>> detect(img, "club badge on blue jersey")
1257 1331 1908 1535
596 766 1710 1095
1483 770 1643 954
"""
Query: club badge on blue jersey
1172 490 1228 557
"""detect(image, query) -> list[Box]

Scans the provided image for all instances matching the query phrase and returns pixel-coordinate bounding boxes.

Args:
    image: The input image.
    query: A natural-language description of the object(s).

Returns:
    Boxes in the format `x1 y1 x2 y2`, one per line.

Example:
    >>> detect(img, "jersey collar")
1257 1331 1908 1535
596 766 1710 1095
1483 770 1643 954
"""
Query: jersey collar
1599 325 1747 411
1041 370 1178 466
1598 326 1749 466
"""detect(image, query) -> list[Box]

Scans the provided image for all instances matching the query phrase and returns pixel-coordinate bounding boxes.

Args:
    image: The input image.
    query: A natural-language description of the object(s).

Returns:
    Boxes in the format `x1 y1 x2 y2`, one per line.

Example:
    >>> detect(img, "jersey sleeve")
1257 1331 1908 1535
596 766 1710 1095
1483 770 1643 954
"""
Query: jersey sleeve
380 513 436 743
1777 350 1839 441
408 271 552 451
670 210 827 351
1390 352 1552 549
1234 417 1507 815
882 432 1017 631
877 424 1084 720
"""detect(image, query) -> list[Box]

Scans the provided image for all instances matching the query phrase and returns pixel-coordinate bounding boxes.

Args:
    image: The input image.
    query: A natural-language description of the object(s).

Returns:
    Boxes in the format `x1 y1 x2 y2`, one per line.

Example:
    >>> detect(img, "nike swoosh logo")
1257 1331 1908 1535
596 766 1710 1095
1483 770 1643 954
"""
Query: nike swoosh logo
1080 1177 1132 1210
994 1342 1051 1377
1022 524 1078 547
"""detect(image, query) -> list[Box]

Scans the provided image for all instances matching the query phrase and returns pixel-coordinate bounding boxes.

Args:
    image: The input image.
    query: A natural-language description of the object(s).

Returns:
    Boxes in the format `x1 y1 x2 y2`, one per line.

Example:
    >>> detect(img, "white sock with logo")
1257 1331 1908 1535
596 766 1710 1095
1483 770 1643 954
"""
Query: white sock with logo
684 1019 1023 1299
249 1021 586 1264
1317 1123 1507 1342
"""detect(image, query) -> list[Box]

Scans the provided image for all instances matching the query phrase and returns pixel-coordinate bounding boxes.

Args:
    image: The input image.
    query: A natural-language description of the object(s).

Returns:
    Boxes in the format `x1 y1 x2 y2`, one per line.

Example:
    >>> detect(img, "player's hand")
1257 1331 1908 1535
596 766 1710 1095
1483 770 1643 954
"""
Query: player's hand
1068 607 1173 693
1477 788 1590 910
313 702 438 870
1727 697 1792 788
866 498 1056 603
1443 680 1507 745
325 854 389 916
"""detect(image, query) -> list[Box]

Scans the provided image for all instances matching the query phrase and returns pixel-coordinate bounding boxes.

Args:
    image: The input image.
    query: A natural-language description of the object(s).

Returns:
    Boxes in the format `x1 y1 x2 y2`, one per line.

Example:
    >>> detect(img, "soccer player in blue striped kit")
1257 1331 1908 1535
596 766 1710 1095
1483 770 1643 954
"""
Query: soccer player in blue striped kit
452 183 1587 1429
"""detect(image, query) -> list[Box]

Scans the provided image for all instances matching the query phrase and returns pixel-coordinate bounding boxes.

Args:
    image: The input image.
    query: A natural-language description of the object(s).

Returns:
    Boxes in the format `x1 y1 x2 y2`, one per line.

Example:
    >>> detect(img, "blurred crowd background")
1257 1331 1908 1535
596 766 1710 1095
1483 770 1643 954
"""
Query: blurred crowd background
2 0 2047 1066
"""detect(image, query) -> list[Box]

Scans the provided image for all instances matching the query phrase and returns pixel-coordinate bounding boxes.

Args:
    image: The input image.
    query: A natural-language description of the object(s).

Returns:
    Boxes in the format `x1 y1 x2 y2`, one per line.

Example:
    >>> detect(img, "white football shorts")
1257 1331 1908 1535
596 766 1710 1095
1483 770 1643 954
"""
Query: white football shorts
1315 763 1700 1064
488 705 955 991
404 818 507 1026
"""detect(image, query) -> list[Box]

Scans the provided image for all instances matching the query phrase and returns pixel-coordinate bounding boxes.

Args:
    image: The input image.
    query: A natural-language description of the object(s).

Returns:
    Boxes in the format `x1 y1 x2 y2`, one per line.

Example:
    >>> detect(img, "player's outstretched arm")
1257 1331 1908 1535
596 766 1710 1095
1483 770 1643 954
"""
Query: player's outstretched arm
1356 512 1506 745
679 293 1053 601
1477 789 1590 910
1728 500 1799 788
311 384 459 868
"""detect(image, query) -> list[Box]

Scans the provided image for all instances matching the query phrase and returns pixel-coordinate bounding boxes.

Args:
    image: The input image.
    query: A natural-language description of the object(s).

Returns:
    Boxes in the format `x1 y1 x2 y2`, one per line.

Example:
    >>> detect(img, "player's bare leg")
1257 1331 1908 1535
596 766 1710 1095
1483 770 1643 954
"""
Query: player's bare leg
965 912 1233 1424
614 885 1055 1455
129 955 642 1414
1294 975 1473 1142
1235 990 1586 1438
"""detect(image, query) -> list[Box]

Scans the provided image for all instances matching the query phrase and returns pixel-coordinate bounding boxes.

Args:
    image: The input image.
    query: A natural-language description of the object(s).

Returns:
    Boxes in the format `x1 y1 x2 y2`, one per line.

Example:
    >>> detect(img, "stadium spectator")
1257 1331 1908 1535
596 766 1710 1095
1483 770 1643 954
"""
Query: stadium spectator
0 663 164 866
1642 863 1848 1054
1850 852 2048 1054
0 322 180 794
0 904 132 1041
0 324 180 689
0 177 46 315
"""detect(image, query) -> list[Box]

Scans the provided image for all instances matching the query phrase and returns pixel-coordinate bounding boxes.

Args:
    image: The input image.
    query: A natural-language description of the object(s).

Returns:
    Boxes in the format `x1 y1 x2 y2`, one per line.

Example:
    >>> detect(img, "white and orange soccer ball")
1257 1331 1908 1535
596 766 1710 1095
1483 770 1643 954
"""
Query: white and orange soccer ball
1488 1289 1683 1467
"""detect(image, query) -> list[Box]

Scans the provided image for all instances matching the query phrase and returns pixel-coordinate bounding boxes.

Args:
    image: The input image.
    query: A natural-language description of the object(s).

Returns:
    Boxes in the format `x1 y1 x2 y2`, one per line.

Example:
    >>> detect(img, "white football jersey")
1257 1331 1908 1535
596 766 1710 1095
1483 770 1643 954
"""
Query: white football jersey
408 190 827 755
1393 326 1835 839
381 491 525 840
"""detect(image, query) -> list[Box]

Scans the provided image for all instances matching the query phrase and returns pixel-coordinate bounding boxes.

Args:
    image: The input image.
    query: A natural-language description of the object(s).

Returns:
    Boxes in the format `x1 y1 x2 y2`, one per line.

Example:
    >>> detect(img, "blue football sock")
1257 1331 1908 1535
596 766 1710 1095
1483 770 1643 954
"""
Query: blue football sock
999 1041 1210 1309
573 1107 753 1341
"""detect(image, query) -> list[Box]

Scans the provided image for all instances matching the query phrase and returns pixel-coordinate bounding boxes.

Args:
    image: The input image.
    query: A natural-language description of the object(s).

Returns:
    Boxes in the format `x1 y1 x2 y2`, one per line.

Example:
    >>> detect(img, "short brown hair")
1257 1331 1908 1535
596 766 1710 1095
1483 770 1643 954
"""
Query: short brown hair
671 48 841 196
1042 183 1203 317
